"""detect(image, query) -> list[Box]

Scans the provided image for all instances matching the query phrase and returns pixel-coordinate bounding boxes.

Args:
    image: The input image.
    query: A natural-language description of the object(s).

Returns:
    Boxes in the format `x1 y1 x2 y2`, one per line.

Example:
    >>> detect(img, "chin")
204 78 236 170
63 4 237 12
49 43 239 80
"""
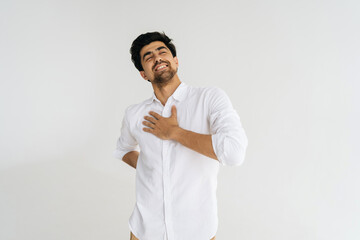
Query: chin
154 70 175 84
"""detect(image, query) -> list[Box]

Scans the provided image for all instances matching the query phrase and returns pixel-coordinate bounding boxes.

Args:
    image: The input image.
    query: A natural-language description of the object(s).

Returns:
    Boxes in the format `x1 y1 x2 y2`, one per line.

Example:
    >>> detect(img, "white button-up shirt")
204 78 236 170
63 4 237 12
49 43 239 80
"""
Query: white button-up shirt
113 82 248 240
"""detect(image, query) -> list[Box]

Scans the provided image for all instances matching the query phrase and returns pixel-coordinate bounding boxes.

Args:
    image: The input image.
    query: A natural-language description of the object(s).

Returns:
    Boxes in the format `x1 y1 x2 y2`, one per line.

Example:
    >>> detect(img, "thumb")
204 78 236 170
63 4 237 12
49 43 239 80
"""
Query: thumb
171 105 177 119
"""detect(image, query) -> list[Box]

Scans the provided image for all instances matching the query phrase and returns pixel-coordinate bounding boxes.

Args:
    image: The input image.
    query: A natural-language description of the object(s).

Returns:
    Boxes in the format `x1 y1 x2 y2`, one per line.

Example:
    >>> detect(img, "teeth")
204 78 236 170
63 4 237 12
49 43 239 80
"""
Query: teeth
157 65 167 70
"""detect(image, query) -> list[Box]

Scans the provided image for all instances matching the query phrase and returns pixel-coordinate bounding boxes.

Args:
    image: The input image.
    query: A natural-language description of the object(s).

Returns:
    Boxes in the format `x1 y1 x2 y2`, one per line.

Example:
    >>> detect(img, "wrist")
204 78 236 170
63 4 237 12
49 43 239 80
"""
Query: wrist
171 126 183 141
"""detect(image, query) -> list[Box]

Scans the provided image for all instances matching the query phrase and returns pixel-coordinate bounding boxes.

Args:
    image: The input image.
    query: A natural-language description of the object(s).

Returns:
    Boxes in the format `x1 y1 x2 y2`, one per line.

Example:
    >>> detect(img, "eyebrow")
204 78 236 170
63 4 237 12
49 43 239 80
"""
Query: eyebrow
142 46 168 61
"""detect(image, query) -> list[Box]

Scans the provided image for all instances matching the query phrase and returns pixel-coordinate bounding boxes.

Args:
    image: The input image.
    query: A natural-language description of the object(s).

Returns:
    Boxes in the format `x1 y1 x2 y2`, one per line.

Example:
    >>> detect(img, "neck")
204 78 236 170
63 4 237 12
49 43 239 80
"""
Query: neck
152 75 181 106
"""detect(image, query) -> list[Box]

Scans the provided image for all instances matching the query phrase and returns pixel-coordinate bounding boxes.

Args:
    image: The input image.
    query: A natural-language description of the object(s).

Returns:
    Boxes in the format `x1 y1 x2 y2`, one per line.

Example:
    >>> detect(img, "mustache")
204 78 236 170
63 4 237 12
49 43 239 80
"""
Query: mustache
152 60 169 71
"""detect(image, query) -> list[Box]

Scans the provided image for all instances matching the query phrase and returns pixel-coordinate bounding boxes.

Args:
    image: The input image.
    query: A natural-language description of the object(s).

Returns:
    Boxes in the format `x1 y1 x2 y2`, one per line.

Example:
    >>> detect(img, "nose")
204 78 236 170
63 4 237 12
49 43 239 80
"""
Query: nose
155 58 162 65
154 53 163 63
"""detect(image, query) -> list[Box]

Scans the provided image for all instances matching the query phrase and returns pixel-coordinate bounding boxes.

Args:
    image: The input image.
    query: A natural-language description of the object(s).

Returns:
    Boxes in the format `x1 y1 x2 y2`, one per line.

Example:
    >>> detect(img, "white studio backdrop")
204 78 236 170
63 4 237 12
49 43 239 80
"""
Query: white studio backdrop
0 0 359 239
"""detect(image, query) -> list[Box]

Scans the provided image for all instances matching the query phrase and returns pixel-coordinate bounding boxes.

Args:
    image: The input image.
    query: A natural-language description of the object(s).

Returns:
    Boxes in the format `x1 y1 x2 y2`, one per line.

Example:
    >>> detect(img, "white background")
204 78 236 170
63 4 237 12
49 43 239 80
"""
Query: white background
1 0 359 239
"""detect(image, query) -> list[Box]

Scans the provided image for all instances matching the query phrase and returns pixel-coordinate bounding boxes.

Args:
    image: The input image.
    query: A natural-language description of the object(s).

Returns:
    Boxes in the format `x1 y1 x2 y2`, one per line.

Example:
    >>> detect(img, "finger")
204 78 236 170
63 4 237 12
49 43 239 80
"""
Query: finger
143 127 153 133
144 116 157 124
171 105 177 119
149 111 162 120
142 121 154 129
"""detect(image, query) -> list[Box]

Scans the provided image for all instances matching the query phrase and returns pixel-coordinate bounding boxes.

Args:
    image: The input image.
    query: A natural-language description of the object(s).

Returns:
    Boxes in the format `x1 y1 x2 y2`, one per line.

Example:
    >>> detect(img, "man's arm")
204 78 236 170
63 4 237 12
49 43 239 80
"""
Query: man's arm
113 106 140 167
172 128 218 160
122 151 139 169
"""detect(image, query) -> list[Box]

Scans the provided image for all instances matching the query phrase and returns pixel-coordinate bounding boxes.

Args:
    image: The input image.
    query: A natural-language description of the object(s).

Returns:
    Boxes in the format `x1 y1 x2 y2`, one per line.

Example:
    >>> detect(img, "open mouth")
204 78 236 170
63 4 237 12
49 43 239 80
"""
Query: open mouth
156 65 168 71
154 61 169 72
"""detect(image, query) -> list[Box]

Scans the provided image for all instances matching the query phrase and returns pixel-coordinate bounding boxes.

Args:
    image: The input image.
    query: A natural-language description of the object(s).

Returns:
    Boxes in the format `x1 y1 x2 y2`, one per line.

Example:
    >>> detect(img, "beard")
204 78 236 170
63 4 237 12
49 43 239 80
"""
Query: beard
152 62 178 85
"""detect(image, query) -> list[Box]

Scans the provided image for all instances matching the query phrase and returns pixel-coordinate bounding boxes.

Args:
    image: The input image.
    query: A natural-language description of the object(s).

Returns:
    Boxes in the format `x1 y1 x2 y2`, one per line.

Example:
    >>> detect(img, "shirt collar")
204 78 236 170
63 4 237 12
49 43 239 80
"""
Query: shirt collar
145 82 188 105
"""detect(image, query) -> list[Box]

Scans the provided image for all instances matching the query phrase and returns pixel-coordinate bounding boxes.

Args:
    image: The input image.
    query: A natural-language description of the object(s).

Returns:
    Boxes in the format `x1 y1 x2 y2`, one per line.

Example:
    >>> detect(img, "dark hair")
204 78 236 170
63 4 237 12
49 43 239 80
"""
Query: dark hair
130 31 177 71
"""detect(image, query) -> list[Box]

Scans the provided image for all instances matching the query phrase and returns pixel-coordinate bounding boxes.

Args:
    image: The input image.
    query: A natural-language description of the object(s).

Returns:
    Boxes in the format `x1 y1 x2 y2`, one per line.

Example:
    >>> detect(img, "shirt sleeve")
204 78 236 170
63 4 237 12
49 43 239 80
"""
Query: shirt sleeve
113 107 139 160
209 88 248 166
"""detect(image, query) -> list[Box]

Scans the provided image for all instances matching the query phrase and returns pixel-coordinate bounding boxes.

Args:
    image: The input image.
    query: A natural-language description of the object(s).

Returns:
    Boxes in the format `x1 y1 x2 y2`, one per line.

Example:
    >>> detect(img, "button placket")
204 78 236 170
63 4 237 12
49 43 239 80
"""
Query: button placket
162 100 174 240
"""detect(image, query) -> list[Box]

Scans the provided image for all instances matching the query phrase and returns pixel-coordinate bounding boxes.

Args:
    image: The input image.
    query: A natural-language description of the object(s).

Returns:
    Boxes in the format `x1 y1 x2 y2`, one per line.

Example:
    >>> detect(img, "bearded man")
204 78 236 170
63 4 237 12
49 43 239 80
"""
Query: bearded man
114 32 248 240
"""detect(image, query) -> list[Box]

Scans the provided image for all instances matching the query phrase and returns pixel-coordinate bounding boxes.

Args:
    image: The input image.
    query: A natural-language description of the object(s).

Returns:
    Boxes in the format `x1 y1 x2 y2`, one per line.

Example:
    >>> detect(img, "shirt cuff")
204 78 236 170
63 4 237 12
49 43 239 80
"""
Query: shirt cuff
212 132 247 166
113 145 140 160
212 133 226 165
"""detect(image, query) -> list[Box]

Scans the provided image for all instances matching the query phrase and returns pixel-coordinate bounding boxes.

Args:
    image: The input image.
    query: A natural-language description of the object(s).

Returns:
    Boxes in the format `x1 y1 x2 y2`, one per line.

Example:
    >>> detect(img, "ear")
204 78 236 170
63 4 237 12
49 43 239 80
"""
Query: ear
140 71 148 80
174 56 179 67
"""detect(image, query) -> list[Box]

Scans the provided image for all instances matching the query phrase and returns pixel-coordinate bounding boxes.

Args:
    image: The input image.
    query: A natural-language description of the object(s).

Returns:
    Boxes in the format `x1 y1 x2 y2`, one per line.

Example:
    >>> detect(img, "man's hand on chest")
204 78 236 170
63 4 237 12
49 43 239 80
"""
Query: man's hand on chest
142 105 180 140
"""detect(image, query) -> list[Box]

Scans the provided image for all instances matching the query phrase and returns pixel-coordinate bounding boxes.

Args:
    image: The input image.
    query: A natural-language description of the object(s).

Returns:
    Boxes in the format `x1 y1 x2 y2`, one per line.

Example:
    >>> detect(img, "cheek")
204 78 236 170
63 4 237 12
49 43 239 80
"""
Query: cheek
145 68 154 76
169 59 178 67
143 64 154 74
170 62 178 70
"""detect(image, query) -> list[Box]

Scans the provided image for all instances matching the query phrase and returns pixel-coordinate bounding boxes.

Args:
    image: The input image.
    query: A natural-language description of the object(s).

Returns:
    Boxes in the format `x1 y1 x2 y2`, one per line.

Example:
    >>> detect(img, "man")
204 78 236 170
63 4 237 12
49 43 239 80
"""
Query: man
113 32 248 240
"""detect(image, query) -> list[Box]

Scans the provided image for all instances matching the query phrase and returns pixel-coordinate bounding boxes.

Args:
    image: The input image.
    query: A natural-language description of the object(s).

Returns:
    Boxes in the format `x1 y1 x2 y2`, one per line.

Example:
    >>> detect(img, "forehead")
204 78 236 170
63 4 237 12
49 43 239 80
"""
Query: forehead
140 41 168 57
